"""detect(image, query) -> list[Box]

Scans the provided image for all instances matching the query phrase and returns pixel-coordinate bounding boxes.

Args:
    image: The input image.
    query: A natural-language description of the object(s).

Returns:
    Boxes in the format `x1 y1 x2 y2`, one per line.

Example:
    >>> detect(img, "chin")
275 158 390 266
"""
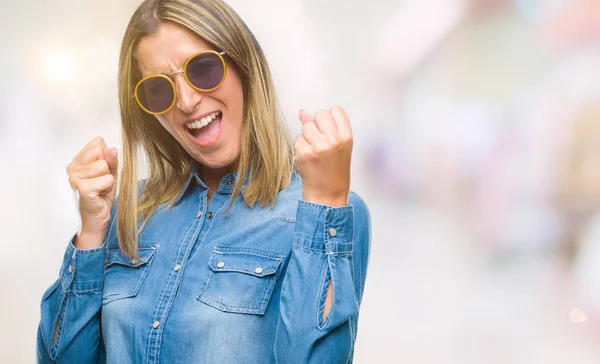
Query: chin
192 151 238 170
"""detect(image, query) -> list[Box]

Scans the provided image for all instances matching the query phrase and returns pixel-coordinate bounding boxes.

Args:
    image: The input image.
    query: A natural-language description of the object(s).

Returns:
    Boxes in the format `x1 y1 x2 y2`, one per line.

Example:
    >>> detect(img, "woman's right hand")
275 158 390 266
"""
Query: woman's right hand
66 137 119 249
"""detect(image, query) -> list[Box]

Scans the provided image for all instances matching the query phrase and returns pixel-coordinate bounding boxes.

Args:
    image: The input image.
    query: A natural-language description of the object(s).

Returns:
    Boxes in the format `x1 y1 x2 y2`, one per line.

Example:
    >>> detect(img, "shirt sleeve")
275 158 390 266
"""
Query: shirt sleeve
36 181 147 363
37 233 107 364
274 192 371 363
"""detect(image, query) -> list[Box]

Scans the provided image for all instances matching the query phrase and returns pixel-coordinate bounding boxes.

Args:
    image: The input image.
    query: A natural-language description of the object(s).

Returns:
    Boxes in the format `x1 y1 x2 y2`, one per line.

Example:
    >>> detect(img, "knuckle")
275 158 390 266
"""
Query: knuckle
315 109 328 119
302 121 314 131
325 135 338 146
330 105 345 116
74 182 85 193
340 133 352 144
92 145 103 158
314 144 326 154
99 159 110 174
294 144 306 155
295 147 311 161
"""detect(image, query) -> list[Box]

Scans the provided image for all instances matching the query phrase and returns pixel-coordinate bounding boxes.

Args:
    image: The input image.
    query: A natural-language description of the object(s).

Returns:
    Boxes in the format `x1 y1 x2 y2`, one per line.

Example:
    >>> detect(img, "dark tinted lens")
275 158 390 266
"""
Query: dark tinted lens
137 77 174 113
186 53 224 90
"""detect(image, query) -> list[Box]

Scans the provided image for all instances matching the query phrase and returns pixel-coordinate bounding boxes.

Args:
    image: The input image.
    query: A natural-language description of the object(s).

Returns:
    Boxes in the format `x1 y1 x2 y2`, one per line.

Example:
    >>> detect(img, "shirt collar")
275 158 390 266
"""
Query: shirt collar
174 164 248 204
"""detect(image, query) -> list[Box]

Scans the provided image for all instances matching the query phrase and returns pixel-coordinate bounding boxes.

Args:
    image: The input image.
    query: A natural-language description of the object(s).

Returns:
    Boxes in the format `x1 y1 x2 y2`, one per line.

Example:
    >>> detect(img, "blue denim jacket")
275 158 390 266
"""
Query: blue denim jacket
37 167 371 363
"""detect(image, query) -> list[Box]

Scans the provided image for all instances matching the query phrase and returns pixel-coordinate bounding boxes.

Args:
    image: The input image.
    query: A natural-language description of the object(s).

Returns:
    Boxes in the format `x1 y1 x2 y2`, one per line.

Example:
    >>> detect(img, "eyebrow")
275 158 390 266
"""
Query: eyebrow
142 68 180 80
142 50 226 79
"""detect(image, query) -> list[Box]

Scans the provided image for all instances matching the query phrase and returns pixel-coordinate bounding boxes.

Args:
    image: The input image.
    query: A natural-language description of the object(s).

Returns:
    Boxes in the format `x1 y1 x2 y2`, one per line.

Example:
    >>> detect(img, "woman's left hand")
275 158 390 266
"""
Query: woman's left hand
295 106 353 207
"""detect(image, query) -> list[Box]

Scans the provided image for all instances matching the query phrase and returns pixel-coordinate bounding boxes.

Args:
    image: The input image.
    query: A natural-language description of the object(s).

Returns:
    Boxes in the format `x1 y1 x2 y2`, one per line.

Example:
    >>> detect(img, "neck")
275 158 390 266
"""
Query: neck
199 163 236 191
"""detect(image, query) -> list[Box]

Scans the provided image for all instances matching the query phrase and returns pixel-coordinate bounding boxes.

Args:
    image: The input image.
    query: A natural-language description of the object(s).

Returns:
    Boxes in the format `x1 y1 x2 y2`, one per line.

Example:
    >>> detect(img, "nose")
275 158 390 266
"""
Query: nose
173 73 202 114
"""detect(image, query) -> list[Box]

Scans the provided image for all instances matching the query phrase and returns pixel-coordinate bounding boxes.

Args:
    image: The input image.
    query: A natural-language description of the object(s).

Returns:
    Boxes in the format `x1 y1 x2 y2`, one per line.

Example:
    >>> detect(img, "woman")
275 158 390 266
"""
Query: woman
37 0 370 363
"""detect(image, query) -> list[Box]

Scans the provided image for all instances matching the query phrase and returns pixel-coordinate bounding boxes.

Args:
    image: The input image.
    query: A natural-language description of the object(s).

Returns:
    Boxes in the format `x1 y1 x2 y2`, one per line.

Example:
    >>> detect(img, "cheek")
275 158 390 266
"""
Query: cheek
231 89 245 130
223 68 244 117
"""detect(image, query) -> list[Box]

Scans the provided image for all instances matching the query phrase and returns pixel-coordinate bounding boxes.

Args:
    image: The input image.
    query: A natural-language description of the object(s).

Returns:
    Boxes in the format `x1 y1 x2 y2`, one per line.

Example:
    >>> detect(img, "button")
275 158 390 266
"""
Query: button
174 264 181 272
255 267 264 274
207 212 214 219
68 265 74 274
226 179 233 186
329 228 337 237
131 258 140 265
217 261 225 268
152 321 160 329
197 210 203 218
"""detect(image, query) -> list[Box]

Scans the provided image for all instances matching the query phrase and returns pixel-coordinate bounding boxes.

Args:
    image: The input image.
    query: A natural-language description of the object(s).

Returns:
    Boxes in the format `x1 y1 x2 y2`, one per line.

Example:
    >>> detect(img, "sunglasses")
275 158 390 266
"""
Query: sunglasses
134 50 227 115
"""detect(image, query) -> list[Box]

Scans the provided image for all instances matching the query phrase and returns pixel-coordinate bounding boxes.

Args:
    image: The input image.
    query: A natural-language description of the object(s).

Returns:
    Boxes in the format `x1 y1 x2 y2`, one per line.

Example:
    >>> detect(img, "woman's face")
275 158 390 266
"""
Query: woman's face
135 22 244 172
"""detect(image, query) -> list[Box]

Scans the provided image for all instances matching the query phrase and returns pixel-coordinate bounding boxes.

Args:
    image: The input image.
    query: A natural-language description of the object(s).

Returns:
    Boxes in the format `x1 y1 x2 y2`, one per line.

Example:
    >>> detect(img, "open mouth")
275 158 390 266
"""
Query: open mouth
185 111 223 147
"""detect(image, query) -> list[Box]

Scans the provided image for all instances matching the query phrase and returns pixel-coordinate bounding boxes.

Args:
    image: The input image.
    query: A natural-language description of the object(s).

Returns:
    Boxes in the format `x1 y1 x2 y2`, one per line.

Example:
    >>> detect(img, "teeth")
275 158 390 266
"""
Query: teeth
186 112 220 130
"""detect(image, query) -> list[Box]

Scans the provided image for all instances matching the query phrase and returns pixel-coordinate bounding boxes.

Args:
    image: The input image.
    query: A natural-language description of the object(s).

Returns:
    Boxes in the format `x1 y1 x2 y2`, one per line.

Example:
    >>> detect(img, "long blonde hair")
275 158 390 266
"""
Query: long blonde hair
117 0 294 258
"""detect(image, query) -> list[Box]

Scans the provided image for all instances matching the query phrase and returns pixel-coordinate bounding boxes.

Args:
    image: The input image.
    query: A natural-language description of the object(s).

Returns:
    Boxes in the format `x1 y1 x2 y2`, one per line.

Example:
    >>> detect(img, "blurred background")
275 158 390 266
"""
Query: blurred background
2 0 600 362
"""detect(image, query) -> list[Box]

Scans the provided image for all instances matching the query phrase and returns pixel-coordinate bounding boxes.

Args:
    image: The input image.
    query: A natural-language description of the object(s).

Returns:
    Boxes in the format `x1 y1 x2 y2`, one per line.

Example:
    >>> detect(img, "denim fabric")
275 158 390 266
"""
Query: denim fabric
37 167 371 363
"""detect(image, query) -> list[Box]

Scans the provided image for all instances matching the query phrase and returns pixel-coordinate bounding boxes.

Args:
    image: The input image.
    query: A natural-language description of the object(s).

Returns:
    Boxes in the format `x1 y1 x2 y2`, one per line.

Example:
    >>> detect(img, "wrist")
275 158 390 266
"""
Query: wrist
75 229 106 250
302 192 348 207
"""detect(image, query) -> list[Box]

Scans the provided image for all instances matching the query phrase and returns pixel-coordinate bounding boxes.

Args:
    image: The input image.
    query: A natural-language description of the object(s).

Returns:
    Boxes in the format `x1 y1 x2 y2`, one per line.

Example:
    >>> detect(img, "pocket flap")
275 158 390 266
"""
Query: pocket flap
209 249 283 277
106 247 156 268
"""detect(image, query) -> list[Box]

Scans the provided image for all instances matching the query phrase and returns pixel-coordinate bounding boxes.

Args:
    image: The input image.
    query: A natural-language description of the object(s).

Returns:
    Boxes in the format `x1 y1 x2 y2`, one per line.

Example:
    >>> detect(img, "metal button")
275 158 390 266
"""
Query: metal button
207 212 214 219
68 265 74 274
329 228 337 237
174 264 181 272
226 179 233 186
217 261 225 268
197 210 203 218
152 321 160 329
131 258 140 265
255 267 264 274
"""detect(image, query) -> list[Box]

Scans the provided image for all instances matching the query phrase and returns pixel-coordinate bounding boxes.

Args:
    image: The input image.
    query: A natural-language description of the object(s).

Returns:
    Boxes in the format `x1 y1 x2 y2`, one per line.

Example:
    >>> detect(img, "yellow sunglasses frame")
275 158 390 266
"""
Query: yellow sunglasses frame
133 50 227 115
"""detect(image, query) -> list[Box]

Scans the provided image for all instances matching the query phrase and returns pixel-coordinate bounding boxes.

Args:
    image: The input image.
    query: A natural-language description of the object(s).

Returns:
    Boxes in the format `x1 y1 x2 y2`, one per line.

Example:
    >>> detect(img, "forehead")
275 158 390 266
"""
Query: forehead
135 22 213 77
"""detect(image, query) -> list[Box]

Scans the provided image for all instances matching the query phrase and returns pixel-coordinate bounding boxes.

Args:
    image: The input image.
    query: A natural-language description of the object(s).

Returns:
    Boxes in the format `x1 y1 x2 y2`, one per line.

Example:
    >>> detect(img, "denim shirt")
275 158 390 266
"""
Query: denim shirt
37 167 371 363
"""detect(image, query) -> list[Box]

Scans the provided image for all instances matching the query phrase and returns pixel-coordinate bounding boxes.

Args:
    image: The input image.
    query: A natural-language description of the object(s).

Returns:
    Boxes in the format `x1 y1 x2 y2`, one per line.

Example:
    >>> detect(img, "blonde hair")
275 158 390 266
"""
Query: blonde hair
117 0 294 258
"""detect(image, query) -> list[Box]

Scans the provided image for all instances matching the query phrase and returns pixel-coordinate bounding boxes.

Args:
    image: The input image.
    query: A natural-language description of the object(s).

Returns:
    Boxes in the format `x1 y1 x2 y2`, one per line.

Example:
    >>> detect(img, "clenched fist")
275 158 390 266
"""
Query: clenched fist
295 106 353 207
66 137 119 249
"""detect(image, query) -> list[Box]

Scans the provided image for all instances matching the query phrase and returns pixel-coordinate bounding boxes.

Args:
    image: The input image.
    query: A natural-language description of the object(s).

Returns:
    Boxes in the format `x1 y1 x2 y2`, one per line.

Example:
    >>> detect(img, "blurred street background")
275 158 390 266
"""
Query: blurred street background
2 0 600 362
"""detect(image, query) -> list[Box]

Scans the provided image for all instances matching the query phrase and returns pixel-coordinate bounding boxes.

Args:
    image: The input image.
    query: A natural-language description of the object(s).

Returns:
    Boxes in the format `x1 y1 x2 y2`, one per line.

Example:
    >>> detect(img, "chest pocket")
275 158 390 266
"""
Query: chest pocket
198 247 284 315
102 245 158 305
